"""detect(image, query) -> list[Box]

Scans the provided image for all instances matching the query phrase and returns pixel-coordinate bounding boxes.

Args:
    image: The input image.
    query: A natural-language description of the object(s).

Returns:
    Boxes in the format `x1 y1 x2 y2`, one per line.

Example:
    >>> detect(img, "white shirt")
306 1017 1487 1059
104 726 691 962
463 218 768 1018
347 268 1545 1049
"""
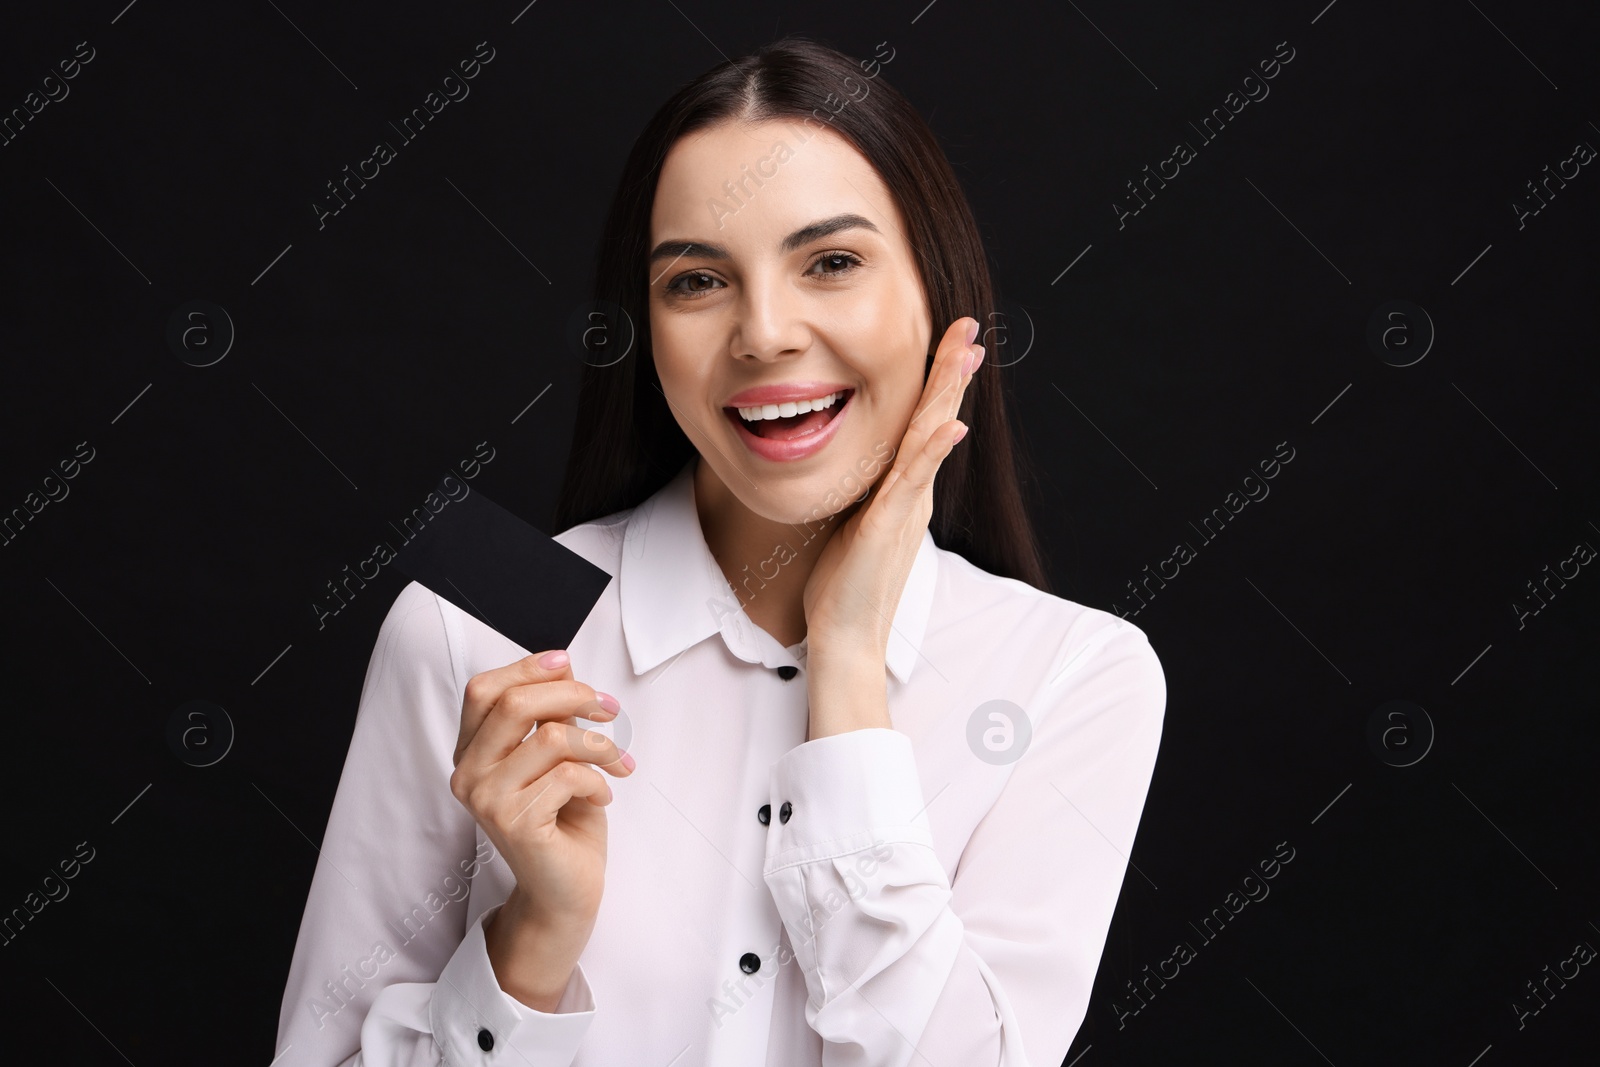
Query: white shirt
273 456 1166 1067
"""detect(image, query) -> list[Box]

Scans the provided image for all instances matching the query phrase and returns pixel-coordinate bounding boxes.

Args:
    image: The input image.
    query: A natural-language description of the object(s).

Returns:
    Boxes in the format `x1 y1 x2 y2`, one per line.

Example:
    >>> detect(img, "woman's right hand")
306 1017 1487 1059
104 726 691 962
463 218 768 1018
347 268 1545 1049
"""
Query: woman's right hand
449 649 634 1009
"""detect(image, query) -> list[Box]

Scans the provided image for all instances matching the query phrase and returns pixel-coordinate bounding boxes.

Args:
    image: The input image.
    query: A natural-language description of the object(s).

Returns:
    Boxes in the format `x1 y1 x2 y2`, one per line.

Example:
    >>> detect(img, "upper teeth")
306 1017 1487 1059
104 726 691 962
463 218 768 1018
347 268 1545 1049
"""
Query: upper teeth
736 390 846 422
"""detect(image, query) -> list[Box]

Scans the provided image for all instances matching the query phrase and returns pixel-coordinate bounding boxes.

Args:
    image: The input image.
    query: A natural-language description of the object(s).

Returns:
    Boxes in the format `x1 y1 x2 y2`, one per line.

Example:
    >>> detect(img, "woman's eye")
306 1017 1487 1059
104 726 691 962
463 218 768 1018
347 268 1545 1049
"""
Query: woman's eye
665 271 725 298
812 252 863 276
664 253 862 299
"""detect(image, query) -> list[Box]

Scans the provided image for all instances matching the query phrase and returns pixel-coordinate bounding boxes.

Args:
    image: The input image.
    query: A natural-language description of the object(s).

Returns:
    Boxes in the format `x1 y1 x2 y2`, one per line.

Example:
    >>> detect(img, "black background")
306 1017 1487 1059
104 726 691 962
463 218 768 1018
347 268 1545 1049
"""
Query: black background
1 1 1596 1063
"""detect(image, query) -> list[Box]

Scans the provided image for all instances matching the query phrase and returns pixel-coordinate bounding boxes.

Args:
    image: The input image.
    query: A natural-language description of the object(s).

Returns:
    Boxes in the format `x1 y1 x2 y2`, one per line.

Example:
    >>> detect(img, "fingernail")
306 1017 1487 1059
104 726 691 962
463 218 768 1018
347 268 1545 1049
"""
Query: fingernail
952 422 969 444
538 649 569 669
595 691 621 714
964 318 980 345
965 346 984 375
619 749 636 771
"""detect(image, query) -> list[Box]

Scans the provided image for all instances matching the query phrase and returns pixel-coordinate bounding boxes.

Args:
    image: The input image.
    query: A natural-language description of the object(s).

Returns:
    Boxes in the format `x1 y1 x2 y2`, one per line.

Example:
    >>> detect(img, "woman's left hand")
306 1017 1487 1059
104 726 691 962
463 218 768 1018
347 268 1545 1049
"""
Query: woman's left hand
802 315 983 667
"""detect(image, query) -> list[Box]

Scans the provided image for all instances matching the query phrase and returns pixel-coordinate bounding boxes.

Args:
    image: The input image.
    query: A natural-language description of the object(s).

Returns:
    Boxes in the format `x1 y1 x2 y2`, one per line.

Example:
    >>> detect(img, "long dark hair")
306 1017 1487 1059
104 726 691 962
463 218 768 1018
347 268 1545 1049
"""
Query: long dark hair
553 34 1051 593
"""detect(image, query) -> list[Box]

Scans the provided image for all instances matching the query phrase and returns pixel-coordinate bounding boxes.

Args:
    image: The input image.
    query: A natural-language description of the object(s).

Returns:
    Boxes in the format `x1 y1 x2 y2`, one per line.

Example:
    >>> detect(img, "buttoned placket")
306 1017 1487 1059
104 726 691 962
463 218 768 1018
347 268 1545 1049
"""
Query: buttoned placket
700 607 810 1061
744 660 801 995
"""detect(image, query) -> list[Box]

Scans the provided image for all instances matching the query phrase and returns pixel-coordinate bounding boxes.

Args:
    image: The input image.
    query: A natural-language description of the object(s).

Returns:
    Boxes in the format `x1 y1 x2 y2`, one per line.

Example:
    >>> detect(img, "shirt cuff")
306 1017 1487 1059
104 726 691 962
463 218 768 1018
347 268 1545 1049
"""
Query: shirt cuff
428 902 596 1066
763 727 938 874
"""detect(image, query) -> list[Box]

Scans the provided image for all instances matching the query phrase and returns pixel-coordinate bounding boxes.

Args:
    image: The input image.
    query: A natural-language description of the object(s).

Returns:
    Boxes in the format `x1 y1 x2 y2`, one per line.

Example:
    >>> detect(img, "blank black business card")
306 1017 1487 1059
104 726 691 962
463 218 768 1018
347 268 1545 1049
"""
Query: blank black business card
393 477 613 656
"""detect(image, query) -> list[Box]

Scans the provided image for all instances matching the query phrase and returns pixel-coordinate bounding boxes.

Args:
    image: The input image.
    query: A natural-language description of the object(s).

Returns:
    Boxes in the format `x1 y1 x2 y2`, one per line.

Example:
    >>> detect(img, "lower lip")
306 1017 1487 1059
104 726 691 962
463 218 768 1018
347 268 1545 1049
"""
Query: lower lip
724 392 853 462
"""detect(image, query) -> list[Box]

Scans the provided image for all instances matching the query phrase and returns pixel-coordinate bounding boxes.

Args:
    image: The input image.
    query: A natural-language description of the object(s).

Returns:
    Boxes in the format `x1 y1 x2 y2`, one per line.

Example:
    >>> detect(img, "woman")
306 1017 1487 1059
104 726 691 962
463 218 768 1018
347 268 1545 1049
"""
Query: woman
274 36 1165 1067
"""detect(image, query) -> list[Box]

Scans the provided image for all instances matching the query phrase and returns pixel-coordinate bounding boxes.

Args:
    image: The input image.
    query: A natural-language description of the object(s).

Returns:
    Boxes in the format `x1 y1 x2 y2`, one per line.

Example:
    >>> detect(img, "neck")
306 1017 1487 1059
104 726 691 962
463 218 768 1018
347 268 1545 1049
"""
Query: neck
692 456 847 649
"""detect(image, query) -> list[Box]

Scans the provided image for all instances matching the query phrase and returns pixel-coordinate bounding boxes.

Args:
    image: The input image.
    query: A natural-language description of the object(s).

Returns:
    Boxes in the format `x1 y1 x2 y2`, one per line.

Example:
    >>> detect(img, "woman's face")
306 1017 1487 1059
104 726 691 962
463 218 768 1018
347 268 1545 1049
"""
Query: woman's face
647 118 933 526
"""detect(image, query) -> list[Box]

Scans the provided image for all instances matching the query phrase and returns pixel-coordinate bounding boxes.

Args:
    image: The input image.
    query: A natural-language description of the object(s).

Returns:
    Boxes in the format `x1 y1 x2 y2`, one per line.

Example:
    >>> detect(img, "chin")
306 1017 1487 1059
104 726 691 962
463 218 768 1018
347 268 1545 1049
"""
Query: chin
750 448 887 524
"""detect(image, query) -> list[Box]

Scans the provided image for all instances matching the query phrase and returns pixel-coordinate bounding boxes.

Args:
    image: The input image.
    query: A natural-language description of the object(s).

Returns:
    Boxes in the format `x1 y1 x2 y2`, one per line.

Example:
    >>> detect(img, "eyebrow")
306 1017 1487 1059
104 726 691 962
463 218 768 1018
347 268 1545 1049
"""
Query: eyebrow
647 212 881 266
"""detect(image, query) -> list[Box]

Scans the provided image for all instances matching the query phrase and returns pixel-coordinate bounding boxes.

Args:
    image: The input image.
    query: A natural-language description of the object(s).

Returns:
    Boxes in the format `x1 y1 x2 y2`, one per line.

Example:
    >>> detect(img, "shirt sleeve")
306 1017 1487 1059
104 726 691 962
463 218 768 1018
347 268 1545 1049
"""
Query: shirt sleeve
272 580 599 1067
760 615 1166 1066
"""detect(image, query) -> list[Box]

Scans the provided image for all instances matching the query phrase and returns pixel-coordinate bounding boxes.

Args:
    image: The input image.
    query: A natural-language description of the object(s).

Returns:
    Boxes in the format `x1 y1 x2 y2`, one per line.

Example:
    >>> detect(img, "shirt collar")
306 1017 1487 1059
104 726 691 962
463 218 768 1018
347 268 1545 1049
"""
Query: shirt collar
619 457 938 685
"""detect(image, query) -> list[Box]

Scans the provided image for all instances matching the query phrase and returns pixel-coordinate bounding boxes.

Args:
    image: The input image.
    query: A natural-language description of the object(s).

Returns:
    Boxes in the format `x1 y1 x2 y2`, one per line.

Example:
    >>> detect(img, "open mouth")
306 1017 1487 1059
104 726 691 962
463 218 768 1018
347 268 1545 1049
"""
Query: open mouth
724 388 854 441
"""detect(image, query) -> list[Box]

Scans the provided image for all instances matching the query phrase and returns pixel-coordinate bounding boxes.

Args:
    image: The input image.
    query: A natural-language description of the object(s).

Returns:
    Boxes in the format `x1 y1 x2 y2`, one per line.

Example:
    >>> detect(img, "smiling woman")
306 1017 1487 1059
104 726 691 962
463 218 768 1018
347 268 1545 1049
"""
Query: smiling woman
275 34 1167 1067
567 51 1052 593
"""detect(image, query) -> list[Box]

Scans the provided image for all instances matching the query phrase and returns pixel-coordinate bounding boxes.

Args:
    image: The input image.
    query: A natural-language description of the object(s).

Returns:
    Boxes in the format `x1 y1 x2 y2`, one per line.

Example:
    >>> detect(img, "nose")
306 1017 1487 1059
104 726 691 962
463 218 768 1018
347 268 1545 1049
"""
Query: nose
730 267 810 363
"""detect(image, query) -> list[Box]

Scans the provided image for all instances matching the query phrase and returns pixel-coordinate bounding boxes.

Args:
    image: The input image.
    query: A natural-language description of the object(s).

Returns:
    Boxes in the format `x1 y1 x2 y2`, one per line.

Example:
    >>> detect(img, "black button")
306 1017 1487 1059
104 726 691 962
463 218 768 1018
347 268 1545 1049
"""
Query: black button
777 665 798 680
757 803 770 825
477 1027 495 1051
779 801 792 824
740 951 762 974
